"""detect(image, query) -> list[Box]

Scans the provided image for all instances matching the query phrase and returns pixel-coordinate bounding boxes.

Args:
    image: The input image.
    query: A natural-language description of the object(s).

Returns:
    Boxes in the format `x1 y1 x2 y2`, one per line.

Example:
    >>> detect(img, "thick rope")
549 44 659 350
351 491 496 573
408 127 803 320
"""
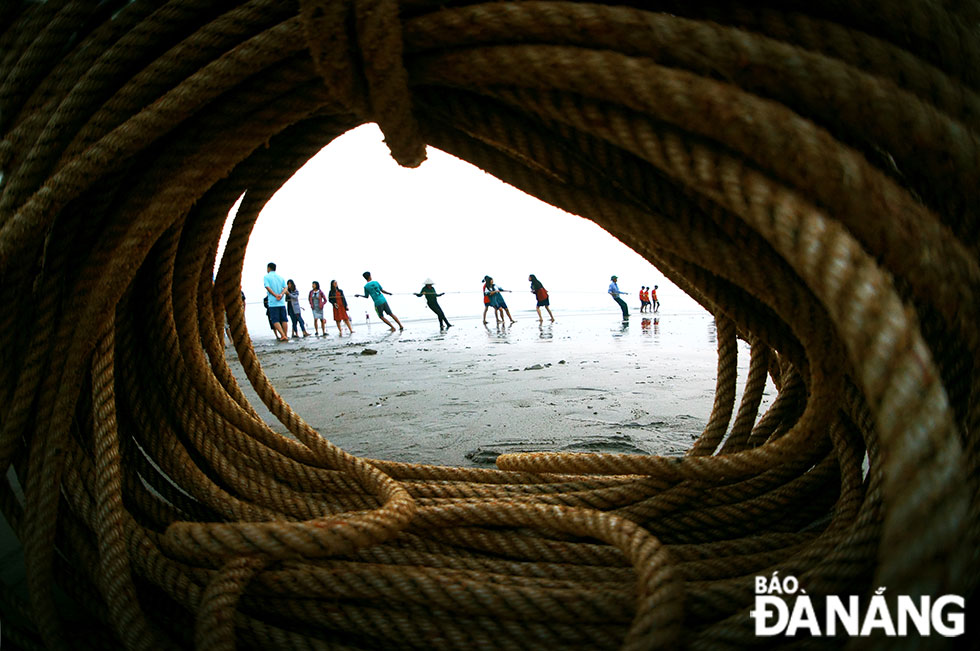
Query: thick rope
1 1 977 649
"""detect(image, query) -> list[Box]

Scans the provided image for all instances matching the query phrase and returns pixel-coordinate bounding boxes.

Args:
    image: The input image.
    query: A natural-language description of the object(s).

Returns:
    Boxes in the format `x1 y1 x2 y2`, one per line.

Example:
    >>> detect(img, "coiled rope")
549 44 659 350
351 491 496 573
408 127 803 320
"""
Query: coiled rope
1 0 977 648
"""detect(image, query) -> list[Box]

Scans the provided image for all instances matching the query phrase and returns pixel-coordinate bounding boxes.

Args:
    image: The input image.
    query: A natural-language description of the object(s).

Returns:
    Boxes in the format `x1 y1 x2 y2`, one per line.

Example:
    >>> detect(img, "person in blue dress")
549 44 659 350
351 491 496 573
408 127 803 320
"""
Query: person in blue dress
484 275 515 324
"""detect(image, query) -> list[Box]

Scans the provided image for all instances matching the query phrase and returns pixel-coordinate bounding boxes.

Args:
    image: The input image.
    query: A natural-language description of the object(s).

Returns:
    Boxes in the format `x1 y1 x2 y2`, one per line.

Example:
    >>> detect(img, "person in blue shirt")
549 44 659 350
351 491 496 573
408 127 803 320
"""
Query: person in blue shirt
263 262 289 340
356 271 404 331
608 275 629 320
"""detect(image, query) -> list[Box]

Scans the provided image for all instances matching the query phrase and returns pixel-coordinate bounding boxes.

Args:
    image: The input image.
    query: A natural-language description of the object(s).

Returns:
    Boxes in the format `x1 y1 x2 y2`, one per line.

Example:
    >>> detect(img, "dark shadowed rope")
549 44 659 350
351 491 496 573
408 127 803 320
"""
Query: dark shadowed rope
0 0 977 649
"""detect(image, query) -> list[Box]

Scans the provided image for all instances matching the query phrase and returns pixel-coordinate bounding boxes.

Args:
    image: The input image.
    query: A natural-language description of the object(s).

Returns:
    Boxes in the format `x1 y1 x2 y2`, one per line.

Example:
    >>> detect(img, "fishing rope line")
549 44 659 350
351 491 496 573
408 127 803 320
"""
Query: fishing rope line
1 1 977 648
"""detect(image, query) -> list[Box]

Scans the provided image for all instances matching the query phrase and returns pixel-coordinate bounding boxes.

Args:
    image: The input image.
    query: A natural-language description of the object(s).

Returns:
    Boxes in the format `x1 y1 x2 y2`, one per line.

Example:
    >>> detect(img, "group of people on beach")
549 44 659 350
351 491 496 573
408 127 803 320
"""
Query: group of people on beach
263 263 560 339
263 265 449 337
639 285 660 313
262 262 355 340
354 272 555 332
479 274 555 325
265 262 656 338
607 275 661 320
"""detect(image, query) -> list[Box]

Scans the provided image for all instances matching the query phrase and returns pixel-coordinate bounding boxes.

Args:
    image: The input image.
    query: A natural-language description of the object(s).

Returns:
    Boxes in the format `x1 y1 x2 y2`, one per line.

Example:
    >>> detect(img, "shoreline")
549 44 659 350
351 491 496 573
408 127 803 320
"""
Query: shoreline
226 311 769 468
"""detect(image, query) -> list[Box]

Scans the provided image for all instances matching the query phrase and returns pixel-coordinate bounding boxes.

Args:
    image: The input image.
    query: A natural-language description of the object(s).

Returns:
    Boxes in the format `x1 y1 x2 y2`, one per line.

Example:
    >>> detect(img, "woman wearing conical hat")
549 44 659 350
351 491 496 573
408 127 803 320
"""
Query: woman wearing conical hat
415 278 452 329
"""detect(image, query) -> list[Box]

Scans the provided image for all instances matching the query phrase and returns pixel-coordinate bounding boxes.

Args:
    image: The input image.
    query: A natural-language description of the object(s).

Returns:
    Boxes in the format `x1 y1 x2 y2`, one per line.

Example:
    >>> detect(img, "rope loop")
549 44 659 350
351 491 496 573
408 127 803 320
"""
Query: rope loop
194 555 268 651
2 1 978 647
299 0 427 167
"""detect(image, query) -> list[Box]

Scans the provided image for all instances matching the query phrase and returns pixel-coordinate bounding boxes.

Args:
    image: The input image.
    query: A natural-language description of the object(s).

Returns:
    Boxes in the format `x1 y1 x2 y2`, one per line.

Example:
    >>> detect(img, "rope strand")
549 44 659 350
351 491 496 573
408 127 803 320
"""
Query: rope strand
1 1 976 648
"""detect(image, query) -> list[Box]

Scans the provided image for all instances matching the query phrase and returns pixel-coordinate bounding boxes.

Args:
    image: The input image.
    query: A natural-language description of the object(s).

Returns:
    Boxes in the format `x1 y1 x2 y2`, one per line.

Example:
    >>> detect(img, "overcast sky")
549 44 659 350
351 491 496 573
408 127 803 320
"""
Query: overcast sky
223 124 704 318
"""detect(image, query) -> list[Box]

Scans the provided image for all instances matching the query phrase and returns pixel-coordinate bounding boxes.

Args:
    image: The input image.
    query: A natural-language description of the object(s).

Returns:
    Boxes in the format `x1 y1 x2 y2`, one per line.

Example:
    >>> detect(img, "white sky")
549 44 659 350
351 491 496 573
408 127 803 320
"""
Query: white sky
222 124 704 316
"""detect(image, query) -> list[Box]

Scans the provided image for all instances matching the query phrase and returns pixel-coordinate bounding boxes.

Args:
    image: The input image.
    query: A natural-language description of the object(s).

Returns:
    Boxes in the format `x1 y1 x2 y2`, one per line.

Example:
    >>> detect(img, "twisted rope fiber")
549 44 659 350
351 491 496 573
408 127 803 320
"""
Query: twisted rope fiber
1 0 978 649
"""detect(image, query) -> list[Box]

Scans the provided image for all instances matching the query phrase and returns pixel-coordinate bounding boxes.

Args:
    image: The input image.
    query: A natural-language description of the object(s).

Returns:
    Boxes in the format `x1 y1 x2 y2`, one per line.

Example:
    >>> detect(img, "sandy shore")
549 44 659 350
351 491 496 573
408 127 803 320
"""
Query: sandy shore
226 309 769 467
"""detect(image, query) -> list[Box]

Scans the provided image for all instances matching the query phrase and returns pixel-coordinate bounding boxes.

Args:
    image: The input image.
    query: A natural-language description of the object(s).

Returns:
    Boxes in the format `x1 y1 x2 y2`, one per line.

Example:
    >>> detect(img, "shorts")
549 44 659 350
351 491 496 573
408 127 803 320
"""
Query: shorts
269 306 287 323
311 307 324 320
375 301 393 318
537 298 550 307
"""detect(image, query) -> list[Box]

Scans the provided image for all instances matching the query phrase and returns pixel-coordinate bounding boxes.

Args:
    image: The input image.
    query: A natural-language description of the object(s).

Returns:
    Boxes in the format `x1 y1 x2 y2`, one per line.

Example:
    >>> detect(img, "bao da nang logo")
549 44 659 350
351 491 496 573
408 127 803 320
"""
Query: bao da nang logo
750 572 965 637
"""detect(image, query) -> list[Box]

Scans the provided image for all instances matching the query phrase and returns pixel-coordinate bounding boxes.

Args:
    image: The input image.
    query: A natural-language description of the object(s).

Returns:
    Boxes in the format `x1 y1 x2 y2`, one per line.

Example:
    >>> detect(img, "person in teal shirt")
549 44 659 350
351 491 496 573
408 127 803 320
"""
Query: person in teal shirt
263 262 289 340
356 271 404 331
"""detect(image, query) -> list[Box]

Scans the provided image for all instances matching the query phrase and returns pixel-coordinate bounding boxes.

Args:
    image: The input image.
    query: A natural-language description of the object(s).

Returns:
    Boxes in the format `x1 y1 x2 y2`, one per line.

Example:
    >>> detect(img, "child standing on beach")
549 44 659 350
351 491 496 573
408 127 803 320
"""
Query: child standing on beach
357 271 404 331
651 284 660 313
329 280 355 335
308 281 328 336
529 274 554 323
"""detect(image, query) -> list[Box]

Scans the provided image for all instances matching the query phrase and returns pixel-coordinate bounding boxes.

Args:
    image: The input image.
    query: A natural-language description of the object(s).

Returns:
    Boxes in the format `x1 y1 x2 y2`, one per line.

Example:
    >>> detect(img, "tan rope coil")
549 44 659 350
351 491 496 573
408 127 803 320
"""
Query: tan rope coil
1 0 977 649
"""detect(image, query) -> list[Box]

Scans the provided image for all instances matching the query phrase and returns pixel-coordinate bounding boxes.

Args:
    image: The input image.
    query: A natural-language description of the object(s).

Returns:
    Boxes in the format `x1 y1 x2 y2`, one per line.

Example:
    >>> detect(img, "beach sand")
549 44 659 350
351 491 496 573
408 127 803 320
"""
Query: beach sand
228 308 772 468
0 309 772 632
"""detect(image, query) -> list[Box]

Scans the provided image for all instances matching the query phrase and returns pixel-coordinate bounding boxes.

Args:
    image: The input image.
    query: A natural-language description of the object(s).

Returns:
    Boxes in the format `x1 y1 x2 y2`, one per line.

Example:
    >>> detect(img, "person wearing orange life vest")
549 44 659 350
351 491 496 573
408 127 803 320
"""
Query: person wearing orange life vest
529 274 555 323
651 284 660 312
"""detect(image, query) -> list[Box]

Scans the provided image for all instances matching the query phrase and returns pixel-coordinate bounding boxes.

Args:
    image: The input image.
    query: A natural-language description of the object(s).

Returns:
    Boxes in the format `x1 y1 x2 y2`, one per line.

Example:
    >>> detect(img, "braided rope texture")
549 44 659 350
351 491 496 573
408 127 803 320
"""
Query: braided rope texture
1 0 978 648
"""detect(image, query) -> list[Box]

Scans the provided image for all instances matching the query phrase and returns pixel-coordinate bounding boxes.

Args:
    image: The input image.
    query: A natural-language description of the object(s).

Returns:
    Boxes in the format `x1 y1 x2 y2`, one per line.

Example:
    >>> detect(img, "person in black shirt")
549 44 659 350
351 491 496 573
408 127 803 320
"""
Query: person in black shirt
415 278 452 329
529 274 555 323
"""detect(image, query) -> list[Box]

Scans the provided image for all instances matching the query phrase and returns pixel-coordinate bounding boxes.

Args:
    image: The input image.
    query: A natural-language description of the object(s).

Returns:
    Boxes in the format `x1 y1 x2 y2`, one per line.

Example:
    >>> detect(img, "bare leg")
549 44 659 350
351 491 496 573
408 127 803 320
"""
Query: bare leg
536 306 543 323
505 307 516 323
391 313 404 330
483 305 490 324
546 305 555 321
274 321 289 340
345 318 354 333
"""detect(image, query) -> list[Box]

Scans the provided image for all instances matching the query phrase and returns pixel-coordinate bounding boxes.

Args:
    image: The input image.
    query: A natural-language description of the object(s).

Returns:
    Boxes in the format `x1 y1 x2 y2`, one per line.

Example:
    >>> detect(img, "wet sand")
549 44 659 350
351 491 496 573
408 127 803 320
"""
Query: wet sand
227 309 770 467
